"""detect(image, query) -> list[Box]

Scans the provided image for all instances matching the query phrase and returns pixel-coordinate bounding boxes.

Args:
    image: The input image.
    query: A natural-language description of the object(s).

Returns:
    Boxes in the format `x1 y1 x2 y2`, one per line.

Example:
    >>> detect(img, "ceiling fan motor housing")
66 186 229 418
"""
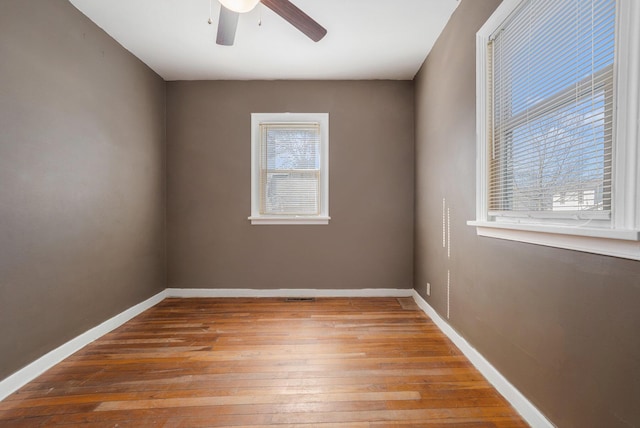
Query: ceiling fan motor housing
218 0 260 14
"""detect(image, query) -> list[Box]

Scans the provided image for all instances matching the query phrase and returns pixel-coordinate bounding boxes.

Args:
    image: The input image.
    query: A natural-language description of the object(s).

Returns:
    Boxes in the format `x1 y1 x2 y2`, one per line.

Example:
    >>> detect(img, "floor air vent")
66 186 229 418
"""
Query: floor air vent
285 297 316 302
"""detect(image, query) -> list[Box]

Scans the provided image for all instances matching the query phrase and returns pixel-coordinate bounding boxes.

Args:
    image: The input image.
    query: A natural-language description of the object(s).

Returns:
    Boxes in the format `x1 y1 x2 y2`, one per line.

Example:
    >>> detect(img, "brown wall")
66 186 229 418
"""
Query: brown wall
414 1 640 427
0 0 166 379
167 81 414 290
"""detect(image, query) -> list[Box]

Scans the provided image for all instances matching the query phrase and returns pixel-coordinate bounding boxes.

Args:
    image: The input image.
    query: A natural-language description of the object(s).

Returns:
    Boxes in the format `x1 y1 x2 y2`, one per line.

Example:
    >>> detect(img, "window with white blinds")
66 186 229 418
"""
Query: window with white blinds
250 113 329 225
471 0 640 260
489 0 615 218
260 123 321 215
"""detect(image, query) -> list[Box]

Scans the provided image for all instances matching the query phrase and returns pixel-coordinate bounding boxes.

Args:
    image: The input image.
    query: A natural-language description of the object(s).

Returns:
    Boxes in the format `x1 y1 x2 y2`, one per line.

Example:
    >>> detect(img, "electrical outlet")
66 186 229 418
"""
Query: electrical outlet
426 283 431 296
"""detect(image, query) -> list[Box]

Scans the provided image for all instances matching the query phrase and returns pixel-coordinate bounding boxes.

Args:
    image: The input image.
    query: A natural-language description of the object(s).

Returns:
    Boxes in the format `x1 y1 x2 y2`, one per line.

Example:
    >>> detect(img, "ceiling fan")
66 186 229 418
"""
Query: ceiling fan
216 0 327 46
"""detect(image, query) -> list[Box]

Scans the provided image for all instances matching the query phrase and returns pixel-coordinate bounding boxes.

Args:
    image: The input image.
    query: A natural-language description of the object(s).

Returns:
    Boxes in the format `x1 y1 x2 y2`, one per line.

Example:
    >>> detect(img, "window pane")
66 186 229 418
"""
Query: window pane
504 0 616 117
265 128 320 170
508 93 609 211
264 171 319 215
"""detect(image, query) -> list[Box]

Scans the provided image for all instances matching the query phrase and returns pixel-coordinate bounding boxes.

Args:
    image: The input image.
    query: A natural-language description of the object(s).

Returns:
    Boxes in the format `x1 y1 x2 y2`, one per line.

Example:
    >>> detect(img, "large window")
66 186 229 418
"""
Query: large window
470 0 640 260
489 0 614 218
249 113 329 225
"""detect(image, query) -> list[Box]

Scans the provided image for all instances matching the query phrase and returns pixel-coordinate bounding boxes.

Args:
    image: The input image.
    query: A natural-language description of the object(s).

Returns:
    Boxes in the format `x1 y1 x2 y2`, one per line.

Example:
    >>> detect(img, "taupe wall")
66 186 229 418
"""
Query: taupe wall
167 81 414 290
414 1 640 427
0 0 166 379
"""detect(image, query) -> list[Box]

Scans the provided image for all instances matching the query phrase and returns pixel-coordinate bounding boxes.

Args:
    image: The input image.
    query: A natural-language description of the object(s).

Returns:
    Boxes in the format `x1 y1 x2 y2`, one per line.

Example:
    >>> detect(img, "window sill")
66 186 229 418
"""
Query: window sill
249 216 331 225
467 220 640 261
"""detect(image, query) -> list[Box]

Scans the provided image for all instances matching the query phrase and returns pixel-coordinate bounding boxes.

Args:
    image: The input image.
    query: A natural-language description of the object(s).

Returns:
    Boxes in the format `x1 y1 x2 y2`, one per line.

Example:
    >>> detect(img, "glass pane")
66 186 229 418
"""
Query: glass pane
264 171 319 215
265 128 320 170
508 92 608 211
500 0 616 117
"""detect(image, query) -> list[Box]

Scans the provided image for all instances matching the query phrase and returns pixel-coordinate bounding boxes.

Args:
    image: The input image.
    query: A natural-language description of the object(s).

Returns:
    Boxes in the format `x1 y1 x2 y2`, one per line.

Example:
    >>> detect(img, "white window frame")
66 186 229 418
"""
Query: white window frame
468 0 640 261
249 113 330 225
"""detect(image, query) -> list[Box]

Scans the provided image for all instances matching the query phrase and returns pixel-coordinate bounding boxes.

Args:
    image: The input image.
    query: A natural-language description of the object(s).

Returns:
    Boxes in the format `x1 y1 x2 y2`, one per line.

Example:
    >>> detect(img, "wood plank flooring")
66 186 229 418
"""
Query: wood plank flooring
0 297 529 427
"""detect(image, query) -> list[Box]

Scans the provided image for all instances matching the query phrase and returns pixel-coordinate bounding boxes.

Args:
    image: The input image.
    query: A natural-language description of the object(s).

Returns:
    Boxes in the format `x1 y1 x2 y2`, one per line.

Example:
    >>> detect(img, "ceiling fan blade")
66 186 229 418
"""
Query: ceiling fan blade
216 5 239 46
260 0 327 42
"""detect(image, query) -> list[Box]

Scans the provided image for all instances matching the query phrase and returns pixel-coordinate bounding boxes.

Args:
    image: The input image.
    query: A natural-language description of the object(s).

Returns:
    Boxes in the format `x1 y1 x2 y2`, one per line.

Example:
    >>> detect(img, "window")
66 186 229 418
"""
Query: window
249 113 329 225
470 0 640 260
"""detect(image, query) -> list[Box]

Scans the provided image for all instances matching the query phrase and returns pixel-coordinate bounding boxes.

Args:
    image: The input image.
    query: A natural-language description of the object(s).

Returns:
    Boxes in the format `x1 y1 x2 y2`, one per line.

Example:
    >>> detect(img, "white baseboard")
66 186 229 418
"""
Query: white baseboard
0 290 168 402
165 288 414 298
411 290 554 428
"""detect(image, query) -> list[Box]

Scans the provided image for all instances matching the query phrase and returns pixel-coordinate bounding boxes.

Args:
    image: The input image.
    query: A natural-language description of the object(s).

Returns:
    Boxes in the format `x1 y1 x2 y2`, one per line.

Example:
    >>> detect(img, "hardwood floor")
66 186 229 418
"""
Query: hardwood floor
0 297 528 427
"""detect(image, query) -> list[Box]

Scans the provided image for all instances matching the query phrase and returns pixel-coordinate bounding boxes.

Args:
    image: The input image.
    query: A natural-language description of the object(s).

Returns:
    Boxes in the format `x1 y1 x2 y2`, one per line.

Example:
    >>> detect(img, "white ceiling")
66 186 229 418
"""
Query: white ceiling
68 0 460 81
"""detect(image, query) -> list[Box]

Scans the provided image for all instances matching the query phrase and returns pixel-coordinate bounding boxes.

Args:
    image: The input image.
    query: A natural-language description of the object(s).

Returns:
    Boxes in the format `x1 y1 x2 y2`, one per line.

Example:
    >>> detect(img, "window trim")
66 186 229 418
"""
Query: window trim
249 113 330 225
468 0 640 261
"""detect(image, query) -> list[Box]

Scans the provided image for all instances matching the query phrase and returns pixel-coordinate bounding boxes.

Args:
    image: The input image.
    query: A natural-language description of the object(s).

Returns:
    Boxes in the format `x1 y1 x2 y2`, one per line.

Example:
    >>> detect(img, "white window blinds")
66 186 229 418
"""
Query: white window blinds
489 0 616 216
259 123 321 215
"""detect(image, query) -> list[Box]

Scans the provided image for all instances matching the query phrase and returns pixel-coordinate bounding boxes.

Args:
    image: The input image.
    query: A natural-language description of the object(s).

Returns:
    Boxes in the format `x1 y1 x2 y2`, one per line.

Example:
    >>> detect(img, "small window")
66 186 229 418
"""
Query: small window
249 113 329 225
470 0 640 260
